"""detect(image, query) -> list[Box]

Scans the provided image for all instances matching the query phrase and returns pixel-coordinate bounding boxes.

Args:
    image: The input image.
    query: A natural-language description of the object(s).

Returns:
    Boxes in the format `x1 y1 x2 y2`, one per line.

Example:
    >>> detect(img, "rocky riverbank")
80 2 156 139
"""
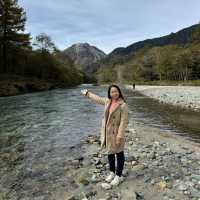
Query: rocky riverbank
0 122 199 199
61 121 200 200
124 85 200 112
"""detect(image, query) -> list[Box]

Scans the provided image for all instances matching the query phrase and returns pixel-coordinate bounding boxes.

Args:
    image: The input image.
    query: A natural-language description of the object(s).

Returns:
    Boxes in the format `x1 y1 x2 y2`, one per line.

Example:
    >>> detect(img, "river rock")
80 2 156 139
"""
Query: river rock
101 182 112 190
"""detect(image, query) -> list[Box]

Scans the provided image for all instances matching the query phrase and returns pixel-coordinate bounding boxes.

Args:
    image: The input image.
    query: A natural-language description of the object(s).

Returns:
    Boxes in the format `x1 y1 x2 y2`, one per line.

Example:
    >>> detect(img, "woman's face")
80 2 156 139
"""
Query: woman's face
110 87 120 100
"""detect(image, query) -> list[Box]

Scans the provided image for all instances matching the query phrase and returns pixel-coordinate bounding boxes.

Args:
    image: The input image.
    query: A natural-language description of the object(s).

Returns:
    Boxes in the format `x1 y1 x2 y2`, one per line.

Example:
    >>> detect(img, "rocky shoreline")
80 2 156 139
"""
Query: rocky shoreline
62 121 200 200
1 120 200 200
124 85 200 112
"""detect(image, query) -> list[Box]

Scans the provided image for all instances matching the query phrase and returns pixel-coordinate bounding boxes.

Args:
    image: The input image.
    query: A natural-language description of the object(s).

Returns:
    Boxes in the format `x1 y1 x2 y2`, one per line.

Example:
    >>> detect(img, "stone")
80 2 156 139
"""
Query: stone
131 161 138 166
191 174 200 181
68 195 79 200
126 155 137 162
176 182 188 191
135 191 144 199
76 175 90 185
101 182 112 190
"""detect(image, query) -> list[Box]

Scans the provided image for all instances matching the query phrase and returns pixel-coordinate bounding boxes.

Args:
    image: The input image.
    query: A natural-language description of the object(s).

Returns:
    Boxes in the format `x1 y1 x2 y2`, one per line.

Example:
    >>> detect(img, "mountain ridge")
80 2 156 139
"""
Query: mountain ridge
101 23 199 65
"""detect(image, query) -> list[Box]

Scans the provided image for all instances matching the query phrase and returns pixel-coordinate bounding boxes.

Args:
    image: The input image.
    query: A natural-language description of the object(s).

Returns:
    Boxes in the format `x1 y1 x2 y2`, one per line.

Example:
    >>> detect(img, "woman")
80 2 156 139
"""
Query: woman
81 84 129 186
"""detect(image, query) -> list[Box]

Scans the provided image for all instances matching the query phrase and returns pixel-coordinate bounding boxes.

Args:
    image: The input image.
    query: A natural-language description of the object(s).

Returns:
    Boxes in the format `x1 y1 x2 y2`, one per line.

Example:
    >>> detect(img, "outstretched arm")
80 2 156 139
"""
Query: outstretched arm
87 91 108 105
81 89 108 105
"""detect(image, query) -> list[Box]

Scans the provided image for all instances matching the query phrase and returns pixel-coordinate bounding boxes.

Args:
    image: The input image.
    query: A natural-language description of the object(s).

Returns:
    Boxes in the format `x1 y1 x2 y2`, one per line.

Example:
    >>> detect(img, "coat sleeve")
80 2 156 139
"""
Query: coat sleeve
117 103 129 139
87 91 108 105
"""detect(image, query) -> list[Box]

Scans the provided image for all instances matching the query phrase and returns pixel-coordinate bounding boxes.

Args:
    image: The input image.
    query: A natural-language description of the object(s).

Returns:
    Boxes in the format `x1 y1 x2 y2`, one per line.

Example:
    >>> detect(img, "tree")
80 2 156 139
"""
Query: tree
172 48 193 81
153 45 179 80
189 43 200 79
0 0 31 73
33 33 57 53
191 22 200 43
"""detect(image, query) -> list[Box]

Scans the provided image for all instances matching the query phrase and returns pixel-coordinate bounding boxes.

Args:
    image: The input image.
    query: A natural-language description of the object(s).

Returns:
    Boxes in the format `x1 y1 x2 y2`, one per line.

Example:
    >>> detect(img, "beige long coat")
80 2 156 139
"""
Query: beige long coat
88 92 129 154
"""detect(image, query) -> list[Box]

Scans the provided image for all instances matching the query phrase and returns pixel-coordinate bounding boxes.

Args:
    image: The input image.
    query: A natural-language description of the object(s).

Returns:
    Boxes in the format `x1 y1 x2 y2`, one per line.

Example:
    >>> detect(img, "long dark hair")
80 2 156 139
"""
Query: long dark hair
107 84 126 102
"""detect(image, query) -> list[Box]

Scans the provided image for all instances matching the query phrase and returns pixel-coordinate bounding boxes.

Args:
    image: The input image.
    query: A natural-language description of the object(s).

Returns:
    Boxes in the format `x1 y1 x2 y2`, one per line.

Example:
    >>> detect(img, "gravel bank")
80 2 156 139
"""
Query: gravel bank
63 122 200 200
1 121 199 199
124 85 200 112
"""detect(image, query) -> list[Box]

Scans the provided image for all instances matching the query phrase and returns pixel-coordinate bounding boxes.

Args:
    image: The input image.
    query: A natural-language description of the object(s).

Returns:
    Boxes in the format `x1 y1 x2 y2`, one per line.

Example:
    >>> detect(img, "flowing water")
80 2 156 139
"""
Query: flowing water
0 84 199 199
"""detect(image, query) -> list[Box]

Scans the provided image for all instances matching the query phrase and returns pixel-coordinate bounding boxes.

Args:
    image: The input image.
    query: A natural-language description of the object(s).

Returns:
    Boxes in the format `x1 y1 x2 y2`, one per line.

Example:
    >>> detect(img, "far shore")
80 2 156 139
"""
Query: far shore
125 84 200 112
0 74 80 98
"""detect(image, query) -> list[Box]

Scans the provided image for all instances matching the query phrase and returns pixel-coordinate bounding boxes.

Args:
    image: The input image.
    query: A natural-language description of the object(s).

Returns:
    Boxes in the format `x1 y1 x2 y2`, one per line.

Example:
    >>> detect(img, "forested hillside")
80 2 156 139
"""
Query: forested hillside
0 0 83 96
96 24 200 84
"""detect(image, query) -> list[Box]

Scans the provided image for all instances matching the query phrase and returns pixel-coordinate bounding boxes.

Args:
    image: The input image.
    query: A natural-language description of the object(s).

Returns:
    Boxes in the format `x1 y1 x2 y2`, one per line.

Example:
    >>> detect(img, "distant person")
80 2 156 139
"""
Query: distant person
133 83 135 89
81 84 129 186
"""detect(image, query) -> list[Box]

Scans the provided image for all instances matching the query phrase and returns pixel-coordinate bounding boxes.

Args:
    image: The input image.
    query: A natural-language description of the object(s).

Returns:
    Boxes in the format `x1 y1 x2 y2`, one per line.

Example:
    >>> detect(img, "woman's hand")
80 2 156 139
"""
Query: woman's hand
81 89 89 97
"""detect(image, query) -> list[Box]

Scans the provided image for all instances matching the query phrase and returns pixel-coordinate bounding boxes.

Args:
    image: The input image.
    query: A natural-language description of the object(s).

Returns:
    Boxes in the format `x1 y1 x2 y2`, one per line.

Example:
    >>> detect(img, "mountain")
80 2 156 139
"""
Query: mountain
101 23 199 65
63 43 106 77
95 23 200 83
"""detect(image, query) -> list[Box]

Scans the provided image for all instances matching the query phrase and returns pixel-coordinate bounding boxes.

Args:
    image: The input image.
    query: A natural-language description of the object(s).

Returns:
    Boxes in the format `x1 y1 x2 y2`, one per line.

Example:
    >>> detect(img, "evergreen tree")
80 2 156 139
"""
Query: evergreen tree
0 0 31 73
191 22 200 43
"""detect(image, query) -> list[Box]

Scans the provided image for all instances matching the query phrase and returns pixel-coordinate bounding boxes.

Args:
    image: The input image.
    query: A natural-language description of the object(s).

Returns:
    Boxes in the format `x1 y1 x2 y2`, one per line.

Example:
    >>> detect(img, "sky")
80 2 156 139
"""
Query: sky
18 0 200 54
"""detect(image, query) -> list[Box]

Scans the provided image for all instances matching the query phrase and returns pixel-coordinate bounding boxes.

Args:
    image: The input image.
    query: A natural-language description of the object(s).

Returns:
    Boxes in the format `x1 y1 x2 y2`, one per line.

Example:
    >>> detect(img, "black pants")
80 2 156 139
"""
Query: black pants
107 151 125 177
